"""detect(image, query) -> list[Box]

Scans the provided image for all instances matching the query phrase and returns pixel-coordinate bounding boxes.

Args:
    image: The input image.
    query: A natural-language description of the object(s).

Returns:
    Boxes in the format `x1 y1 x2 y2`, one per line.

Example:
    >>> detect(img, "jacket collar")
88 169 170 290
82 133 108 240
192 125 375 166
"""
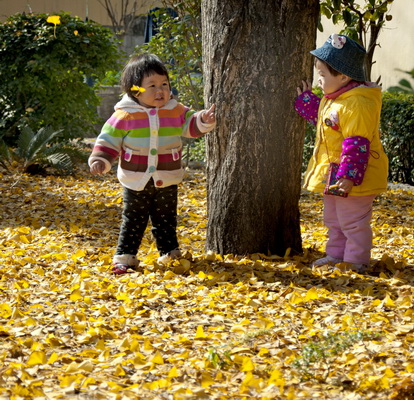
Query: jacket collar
115 94 178 113
324 80 365 99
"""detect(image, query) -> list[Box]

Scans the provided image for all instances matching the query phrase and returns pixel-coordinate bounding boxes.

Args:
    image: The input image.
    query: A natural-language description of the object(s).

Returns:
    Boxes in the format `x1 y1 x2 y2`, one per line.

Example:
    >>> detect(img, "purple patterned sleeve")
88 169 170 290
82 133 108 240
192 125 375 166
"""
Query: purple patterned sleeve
336 136 370 185
294 90 320 126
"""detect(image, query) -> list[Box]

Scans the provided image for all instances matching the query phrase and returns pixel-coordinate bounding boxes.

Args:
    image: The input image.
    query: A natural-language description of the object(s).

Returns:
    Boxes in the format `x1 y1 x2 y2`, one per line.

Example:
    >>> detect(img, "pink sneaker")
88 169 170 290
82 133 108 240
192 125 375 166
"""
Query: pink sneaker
112 254 139 275
112 264 129 275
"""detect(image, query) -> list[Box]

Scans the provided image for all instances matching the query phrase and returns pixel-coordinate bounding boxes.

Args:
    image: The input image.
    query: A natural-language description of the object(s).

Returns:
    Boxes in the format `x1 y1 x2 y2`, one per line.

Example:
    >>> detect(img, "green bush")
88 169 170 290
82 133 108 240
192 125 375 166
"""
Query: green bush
0 12 121 143
15 126 86 174
381 92 414 185
302 122 316 174
182 137 205 164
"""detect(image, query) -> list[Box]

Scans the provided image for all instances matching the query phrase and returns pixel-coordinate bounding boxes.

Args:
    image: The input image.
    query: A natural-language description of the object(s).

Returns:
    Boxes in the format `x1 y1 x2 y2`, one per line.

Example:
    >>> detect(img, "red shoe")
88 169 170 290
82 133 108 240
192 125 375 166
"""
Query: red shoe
112 263 129 275
112 255 139 275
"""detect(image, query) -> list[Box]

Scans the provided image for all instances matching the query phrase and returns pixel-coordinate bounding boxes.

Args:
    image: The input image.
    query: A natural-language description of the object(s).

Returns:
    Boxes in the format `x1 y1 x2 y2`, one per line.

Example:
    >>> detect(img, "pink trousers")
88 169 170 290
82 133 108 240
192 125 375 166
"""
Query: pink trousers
323 194 376 265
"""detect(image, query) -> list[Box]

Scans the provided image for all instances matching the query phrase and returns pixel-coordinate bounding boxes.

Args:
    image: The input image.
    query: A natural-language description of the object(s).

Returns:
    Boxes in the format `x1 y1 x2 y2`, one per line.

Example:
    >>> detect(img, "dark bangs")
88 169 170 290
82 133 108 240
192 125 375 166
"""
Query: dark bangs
121 54 170 101
314 57 341 76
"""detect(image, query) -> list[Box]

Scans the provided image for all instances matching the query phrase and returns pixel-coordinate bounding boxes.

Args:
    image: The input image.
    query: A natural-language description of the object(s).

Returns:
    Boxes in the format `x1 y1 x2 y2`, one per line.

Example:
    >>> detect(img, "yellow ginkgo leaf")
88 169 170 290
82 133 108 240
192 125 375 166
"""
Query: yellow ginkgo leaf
27 351 46 366
114 365 125 376
47 16 61 25
47 352 59 364
241 356 254 372
131 85 146 93
38 226 48 236
47 16 61 38
304 287 320 301
382 293 396 308
0 304 12 319
195 325 207 339
168 366 179 378
201 372 214 388
268 369 285 386
151 351 164 365
70 289 83 301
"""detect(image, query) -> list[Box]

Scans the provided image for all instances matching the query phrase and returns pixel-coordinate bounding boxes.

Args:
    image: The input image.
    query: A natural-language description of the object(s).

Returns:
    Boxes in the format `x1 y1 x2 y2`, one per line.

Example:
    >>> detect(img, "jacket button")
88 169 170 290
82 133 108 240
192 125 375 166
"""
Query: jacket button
148 166 156 173
149 109 157 116
156 180 163 186
150 148 157 155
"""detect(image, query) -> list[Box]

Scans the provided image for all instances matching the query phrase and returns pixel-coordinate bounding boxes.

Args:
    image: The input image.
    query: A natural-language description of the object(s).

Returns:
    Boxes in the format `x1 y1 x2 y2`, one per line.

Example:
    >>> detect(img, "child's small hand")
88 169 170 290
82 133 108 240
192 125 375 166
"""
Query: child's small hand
201 104 216 124
296 80 312 96
90 160 106 175
336 178 354 194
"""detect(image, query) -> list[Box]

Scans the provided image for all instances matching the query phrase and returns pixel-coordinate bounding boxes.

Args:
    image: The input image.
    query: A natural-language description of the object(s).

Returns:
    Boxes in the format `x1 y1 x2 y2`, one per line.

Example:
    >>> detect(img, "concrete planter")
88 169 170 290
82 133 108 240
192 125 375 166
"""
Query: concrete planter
96 85 122 123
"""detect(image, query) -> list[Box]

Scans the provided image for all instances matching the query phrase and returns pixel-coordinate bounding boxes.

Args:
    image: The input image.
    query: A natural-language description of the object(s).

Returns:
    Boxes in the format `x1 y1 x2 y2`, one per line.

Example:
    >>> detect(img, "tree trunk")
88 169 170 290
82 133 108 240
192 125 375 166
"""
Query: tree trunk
202 0 319 256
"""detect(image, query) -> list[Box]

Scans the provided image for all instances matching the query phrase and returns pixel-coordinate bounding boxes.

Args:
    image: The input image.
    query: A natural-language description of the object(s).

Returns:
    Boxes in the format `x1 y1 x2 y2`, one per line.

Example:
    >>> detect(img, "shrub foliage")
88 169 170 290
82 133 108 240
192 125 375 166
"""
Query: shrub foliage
0 12 121 142
381 92 414 185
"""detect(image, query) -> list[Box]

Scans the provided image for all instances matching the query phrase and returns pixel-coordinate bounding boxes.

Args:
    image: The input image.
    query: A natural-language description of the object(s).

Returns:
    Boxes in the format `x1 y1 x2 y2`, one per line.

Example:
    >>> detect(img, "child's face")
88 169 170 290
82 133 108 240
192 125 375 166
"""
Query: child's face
135 73 171 108
315 59 351 94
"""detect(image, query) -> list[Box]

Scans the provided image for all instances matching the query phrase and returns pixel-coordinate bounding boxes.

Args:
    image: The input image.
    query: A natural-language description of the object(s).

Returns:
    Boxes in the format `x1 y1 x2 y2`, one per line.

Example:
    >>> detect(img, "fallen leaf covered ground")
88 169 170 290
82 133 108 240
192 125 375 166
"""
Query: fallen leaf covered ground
0 164 413 400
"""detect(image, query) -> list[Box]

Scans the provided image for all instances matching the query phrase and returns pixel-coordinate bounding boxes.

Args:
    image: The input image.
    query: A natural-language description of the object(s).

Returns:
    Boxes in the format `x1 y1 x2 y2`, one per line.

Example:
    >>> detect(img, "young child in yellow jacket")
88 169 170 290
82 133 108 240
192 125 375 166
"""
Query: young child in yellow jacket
295 33 388 273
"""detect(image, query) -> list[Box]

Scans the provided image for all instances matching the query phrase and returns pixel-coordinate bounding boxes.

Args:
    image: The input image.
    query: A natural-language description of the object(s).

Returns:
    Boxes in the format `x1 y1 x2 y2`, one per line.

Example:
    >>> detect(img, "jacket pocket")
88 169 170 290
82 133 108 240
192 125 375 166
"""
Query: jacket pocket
168 145 182 161
123 147 142 162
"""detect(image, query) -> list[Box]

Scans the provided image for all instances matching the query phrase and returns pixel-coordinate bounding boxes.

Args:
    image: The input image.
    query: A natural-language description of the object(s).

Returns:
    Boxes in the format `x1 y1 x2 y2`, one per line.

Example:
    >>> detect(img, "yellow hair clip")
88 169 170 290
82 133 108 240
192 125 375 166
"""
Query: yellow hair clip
131 85 146 93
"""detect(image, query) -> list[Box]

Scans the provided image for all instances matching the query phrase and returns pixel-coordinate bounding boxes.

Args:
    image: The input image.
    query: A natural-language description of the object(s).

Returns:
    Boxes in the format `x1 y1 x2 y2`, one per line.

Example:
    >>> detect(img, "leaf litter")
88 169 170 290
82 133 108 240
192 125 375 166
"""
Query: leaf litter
0 165 413 400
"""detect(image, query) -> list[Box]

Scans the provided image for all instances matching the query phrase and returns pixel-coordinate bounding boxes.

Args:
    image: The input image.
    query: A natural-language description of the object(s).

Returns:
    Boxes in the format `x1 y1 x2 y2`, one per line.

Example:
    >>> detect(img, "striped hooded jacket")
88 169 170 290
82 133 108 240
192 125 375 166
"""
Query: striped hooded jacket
88 94 215 191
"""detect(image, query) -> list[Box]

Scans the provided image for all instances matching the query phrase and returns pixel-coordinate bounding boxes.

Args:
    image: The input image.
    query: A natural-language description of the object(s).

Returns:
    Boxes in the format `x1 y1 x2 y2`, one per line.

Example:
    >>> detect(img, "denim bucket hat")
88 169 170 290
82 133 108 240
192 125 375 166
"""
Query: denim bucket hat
311 33 366 82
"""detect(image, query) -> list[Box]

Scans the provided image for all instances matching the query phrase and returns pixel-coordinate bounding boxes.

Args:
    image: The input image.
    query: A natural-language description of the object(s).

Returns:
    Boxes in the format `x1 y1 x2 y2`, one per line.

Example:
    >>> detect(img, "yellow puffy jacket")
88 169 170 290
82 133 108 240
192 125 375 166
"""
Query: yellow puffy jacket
303 85 388 196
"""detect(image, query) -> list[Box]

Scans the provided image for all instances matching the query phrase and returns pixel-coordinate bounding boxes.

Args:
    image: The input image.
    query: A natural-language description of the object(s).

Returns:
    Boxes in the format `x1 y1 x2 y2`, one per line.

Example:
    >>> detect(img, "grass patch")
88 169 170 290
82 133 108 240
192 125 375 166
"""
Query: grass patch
293 330 381 381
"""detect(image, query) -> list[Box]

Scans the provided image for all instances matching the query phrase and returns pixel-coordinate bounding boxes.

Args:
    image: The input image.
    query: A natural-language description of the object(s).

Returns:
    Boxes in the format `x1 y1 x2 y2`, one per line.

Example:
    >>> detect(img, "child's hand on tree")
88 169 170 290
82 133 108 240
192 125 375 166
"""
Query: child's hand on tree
201 104 216 124
297 80 312 96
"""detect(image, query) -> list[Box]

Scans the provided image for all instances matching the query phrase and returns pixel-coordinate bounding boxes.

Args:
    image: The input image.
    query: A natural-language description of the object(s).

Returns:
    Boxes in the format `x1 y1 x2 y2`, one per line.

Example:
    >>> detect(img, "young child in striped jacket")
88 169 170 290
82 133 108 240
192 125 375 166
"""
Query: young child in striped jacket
89 54 216 275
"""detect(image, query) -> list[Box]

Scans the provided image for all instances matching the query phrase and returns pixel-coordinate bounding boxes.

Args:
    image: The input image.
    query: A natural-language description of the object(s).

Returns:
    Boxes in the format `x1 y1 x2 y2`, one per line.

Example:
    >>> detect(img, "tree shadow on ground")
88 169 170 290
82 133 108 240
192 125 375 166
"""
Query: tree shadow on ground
149 249 414 304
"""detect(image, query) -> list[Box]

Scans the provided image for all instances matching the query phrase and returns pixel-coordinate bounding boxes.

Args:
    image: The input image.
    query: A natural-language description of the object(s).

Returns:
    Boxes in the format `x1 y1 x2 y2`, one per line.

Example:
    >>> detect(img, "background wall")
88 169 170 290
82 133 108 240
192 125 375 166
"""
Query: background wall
0 0 160 25
316 0 414 90
1 0 413 89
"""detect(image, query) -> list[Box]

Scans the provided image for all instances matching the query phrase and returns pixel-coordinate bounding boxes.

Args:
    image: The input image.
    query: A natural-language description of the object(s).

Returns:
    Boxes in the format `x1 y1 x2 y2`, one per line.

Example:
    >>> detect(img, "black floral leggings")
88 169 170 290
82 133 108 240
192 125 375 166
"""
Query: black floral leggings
115 179 179 257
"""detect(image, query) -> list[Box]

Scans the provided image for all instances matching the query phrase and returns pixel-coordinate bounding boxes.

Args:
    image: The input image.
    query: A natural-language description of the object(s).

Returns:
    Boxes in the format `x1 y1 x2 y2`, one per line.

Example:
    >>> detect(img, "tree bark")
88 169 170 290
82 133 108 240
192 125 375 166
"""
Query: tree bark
202 0 319 256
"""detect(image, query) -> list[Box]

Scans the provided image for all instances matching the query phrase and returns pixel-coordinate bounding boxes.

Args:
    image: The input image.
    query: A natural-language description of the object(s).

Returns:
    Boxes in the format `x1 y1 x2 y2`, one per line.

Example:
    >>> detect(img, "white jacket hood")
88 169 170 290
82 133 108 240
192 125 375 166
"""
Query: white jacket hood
114 94 178 113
